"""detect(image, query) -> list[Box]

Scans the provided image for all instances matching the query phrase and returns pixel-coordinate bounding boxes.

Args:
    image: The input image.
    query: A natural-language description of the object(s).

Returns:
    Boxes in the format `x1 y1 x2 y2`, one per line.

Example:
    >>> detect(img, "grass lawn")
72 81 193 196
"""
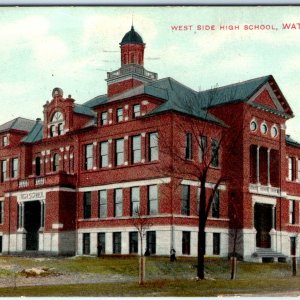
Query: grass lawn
0 278 300 297
0 255 298 296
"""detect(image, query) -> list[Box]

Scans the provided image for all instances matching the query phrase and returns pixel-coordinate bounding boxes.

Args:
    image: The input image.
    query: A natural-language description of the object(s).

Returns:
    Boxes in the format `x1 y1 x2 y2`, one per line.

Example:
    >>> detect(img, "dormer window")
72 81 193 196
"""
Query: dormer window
57 123 64 136
117 108 123 122
2 136 8 147
133 104 141 118
50 125 55 137
100 112 108 125
49 111 64 137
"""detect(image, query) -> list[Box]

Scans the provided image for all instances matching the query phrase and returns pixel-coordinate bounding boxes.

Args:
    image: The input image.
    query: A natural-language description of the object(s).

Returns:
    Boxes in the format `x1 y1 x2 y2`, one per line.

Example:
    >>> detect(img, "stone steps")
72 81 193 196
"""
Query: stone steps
252 248 287 262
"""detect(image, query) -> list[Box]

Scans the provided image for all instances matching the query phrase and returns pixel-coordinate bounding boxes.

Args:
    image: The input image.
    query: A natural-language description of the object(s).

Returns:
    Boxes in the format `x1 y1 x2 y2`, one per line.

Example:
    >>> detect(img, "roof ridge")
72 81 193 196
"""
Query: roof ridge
200 75 271 94
147 77 198 94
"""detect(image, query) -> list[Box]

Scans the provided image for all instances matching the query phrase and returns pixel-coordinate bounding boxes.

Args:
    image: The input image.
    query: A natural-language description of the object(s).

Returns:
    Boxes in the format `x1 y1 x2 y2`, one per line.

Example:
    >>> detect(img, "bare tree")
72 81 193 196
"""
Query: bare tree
155 85 245 280
132 208 153 285
228 196 243 280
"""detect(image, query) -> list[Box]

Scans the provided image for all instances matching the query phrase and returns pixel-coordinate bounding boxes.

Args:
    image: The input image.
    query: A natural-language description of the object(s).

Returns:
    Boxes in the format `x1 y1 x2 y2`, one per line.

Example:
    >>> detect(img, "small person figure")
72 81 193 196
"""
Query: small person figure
144 248 150 256
170 248 176 262
97 243 103 257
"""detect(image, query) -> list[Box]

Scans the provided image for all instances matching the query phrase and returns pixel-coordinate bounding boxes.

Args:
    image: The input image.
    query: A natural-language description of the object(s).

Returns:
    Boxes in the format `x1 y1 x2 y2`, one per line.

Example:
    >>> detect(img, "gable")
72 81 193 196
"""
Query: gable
253 88 278 109
248 79 293 117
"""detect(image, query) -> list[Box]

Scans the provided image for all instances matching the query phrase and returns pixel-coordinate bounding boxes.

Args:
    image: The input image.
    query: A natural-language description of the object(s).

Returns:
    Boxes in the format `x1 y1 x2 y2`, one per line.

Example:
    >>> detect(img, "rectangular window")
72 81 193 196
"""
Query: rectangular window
211 139 219 167
97 232 106 254
100 111 108 125
181 185 190 215
11 158 19 178
131 187 140 216
115 139 124 166
129 232 138 254
185 133 192 159
133 104 141 118
132 135 141 163
2 136 8 147
146 231 156 254
84 144 93 170
149 132 158 161
182 231 191 255
83 233 90 255
113 232 121 254
289 200 296 224
148 185 158 215
114 189 123 217
288 157 295 181
0 202 4 224
212 191 220 218
99 190 107 219
83 192 92 219
213 233 220 255
117 108 123 122
199 135 207 162
100 141 109 168
1 160 7 183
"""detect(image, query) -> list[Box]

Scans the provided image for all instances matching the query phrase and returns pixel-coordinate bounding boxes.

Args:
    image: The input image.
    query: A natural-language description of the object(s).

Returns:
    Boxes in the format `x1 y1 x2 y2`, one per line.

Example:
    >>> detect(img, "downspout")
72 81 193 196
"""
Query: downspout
170 113 175 250
279 125 283 253
8 191 10 255
75 135 80 256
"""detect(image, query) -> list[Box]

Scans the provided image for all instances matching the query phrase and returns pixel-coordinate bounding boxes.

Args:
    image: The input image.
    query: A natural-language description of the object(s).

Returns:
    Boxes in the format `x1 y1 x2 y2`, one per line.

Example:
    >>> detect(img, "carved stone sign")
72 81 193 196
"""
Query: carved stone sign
18 191 46 202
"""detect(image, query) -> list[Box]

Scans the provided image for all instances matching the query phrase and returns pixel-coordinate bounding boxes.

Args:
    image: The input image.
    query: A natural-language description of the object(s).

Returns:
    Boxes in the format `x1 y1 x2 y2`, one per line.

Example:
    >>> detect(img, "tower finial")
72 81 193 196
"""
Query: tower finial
132 14 134 28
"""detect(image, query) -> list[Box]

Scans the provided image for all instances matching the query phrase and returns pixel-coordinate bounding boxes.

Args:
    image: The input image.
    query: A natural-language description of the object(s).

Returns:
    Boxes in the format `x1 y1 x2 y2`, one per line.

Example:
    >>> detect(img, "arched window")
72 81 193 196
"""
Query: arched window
35 157 41 176
53 154 60 172
49 111 64 137
57 123 64 136
51 111 63 123
50 125 55 137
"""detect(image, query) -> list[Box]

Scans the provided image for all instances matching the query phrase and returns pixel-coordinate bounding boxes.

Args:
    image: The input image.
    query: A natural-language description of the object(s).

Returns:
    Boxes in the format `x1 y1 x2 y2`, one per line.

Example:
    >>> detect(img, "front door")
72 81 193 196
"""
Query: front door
24 201 41 251
254 203 273 248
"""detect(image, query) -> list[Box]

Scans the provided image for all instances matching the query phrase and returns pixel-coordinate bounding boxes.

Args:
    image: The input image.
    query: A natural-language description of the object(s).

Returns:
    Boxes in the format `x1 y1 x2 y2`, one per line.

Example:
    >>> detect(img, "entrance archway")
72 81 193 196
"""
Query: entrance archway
254 203 273 248
24 201 41 251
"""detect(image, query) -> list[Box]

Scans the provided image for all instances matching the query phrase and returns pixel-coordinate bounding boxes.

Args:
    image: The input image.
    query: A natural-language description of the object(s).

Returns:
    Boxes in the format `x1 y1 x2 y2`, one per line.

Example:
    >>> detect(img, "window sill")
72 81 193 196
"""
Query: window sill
286 179 300 184
81 160 160 173
78 214 170 222
286 223 300 227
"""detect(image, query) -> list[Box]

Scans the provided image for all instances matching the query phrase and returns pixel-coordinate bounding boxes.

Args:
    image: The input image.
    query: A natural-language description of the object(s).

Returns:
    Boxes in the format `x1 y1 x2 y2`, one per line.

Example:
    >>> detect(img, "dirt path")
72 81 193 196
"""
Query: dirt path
0 272 135 288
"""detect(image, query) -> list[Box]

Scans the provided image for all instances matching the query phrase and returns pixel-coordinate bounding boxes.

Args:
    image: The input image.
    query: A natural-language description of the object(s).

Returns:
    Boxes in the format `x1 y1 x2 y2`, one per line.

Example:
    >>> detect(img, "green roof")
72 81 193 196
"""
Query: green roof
83 94 108 108
73 104 97 117
199 75 271 108
145 78 225 125
83 74 292 127
0 117 36 133
21 120 43 143
286 135 300 148
120 26 144 45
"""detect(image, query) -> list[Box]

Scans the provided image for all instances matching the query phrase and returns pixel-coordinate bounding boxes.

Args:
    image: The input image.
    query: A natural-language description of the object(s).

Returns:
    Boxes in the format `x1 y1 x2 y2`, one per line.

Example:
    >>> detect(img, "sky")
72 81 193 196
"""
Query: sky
1 6 300 138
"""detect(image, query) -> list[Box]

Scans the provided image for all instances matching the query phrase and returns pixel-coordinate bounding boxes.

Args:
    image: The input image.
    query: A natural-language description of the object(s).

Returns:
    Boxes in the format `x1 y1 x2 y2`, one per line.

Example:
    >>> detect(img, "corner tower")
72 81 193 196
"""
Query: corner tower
106 26 157 98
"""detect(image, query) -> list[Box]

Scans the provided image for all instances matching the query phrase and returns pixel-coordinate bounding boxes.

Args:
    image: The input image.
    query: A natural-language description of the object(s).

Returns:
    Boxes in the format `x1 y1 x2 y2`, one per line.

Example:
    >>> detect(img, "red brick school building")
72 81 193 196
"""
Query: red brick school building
0 26 300 261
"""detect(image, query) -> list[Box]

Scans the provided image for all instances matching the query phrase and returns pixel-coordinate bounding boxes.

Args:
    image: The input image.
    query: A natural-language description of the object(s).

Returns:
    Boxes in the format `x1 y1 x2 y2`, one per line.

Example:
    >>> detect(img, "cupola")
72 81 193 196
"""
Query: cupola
106 26 158 98
120 26 145 66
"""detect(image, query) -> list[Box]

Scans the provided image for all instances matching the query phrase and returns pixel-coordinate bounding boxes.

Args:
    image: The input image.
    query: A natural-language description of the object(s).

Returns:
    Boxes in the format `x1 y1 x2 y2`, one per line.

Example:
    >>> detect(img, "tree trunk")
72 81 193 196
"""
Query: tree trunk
197 177 207 280
139 256 145 284
139 235 145 285
230 256 237 280
292 256 297 277
197 226 205 279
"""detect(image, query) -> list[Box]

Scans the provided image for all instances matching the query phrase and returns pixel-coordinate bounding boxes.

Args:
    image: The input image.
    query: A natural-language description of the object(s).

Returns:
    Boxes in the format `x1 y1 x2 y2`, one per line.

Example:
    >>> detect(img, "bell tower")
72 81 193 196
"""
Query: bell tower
106 26 157 98
120 26 145 66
